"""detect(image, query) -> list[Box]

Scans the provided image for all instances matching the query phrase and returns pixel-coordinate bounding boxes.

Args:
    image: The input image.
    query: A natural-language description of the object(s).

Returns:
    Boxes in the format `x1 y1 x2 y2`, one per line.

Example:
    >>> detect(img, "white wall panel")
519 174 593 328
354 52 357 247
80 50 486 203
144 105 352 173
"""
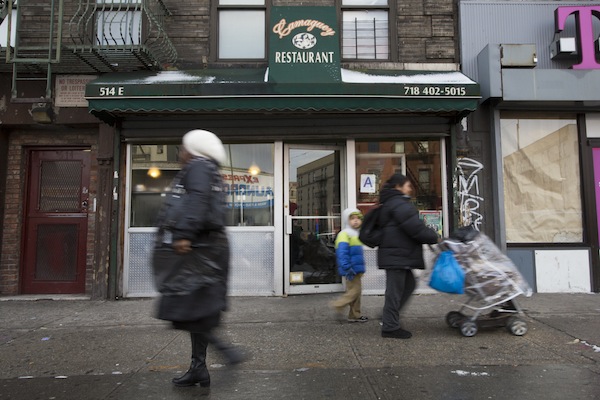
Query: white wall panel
535 250 591 292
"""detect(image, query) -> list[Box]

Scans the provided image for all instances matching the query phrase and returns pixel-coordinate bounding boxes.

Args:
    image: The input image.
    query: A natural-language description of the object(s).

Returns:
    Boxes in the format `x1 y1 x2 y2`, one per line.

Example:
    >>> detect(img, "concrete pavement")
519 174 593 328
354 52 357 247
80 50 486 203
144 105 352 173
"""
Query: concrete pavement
0 293 599 399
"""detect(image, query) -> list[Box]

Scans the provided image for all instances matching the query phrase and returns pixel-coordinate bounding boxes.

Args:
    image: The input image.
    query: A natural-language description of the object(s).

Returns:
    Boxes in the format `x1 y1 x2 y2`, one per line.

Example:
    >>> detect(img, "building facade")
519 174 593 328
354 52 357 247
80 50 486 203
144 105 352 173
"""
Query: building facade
0 0 480 299
459 0 600 293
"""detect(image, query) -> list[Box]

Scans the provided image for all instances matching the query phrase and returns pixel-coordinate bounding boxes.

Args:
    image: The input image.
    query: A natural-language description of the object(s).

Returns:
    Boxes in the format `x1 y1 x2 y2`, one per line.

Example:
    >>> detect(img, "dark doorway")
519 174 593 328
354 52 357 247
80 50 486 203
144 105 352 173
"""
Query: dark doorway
21 149 90 294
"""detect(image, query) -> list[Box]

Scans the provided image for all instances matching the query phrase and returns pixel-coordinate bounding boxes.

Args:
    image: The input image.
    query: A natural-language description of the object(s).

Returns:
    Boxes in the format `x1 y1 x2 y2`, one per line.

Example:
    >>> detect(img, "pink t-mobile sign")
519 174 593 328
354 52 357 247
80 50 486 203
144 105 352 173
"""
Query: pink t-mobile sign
555 6 600 69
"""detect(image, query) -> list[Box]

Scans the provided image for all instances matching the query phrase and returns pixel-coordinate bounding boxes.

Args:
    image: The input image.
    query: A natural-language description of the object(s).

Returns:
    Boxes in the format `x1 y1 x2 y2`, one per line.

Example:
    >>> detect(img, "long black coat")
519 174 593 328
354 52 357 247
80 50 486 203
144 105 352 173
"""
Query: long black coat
153 157 229 328
377 188 439 270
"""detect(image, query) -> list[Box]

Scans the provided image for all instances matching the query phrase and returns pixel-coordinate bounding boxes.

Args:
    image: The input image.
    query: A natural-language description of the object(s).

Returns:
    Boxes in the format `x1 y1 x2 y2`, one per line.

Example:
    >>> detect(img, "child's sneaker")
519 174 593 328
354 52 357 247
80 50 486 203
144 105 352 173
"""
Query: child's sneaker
347 316 369 323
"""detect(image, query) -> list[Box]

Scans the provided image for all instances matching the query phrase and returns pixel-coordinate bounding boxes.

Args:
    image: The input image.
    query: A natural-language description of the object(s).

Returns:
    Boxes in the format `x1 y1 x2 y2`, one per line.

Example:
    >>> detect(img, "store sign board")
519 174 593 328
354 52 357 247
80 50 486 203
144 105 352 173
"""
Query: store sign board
55 75 97 107
269 6 340 83
555 6 600 69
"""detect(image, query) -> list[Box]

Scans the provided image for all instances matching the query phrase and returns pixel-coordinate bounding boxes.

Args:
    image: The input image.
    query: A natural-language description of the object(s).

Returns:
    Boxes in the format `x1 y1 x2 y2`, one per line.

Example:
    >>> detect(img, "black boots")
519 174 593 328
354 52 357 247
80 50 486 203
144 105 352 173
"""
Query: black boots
172 331 246 388
172 332 210 387
171 357 210 387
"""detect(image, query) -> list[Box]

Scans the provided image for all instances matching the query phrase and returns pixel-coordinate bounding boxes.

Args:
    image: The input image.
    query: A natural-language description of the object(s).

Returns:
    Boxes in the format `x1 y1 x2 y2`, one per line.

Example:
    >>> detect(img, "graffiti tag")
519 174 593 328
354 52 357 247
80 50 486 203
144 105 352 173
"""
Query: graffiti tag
457 157 484 230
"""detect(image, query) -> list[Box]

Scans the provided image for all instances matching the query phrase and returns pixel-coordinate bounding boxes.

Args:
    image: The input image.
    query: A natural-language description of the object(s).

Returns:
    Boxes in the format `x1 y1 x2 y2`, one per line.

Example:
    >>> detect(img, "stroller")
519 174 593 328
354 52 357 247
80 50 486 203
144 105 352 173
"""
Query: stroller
434 228 532 337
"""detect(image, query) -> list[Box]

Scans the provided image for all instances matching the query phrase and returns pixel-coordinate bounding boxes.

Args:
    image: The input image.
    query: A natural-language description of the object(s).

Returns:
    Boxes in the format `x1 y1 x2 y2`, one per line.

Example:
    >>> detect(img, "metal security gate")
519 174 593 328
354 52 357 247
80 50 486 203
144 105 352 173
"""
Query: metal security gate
21 149 90 294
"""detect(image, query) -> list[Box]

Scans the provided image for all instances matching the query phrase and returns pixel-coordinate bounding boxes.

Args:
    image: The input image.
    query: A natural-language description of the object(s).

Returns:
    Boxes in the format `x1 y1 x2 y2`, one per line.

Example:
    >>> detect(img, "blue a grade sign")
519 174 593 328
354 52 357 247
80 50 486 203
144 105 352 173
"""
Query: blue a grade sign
269 7 341 83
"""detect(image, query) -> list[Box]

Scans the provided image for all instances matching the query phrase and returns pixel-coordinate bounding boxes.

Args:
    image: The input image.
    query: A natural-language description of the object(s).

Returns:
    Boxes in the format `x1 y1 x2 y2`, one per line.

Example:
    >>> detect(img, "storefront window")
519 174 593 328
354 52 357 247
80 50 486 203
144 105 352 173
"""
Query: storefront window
355 140 443 235
500 113 582 243
223 144 274 226
129 143 274 227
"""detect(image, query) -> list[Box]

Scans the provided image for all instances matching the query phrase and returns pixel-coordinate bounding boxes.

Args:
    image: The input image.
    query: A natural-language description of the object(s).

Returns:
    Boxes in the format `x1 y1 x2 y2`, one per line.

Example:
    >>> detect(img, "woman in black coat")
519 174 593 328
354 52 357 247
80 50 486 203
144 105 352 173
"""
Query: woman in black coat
153 129 243 388
377 173 439 339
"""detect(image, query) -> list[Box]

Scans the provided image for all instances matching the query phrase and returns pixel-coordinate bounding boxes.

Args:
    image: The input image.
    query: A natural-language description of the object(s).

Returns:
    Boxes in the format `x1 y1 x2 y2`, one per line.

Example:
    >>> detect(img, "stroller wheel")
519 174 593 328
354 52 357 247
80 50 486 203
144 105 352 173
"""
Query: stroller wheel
506 317 528 336
460 321 478 337
445 311 464 328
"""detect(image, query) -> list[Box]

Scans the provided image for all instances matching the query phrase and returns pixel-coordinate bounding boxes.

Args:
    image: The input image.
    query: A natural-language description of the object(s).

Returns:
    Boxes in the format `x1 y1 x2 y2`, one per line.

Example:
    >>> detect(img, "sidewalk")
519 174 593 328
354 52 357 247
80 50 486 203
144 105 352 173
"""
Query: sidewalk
0 293 599 399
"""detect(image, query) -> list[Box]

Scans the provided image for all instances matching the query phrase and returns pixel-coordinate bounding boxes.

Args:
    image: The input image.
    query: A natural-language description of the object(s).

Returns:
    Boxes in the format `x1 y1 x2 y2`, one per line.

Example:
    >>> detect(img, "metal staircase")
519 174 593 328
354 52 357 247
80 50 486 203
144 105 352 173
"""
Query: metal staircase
0 0 177 104
4 0 62 102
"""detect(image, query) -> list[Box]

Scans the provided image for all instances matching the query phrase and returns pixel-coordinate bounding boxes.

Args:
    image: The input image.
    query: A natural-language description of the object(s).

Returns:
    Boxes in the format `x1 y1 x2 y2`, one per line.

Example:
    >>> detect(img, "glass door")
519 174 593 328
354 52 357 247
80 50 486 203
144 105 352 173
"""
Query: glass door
284 145 345 294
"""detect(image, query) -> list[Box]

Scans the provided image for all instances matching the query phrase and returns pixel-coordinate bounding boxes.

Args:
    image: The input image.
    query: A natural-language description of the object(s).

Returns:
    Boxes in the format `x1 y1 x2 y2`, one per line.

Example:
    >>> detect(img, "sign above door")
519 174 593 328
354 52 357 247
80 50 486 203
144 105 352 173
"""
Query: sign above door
268 6 341 83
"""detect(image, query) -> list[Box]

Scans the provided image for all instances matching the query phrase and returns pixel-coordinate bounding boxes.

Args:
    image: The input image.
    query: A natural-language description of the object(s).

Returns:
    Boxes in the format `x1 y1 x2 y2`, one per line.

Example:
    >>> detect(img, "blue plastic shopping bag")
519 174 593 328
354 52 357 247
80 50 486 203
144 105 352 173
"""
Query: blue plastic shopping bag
429 251 465 294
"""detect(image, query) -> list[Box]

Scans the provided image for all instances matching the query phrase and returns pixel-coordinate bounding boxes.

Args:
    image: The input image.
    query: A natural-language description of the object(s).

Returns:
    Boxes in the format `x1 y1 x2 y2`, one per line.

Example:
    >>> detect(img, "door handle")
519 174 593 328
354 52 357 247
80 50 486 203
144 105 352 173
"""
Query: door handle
286 215 292 235
82 200 88 209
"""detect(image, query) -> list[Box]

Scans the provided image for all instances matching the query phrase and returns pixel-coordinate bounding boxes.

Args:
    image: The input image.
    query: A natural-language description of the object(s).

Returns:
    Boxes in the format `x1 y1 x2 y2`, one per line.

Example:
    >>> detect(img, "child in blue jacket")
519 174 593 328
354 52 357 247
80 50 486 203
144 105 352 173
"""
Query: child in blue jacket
331 208 368 322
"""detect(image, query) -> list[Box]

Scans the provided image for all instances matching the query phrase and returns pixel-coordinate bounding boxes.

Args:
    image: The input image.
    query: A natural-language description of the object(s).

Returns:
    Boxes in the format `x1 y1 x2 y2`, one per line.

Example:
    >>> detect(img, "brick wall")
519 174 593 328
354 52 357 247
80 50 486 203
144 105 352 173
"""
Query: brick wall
0 130 98 296
397 0 457 62
161 0 458 68
12 0 458 70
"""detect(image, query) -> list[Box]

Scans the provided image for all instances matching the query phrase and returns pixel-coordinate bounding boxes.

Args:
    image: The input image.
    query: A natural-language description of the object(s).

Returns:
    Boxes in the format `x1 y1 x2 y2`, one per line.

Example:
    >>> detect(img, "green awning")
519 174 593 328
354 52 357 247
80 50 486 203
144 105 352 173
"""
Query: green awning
85 68 480 116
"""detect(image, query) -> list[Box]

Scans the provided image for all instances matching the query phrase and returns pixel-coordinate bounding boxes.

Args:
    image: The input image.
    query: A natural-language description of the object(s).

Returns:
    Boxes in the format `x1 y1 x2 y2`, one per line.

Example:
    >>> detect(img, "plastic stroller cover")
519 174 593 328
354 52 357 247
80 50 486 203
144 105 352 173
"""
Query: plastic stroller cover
443 233 533 304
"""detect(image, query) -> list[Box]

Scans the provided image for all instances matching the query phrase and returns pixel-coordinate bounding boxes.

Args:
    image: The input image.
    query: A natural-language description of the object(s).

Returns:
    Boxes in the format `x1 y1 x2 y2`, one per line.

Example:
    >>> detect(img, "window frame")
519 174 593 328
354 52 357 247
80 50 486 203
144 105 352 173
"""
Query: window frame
212 1 269 63
337 0 396 62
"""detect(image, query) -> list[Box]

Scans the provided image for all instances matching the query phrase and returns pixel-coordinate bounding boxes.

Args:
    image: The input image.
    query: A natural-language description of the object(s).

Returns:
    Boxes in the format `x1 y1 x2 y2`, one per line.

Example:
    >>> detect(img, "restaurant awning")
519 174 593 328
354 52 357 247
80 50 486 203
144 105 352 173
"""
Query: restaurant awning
85 68 480 121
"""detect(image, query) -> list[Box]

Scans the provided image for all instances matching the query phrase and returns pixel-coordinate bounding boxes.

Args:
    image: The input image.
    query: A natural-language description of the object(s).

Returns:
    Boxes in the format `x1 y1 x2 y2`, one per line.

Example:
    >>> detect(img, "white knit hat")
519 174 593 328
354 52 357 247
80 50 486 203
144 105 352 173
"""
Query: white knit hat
182 129 227 165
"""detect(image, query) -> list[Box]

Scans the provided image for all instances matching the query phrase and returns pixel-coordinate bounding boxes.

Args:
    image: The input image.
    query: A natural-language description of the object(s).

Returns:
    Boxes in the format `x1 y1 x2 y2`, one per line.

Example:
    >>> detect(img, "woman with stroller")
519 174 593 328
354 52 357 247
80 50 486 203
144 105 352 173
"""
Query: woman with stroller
378 173 439 339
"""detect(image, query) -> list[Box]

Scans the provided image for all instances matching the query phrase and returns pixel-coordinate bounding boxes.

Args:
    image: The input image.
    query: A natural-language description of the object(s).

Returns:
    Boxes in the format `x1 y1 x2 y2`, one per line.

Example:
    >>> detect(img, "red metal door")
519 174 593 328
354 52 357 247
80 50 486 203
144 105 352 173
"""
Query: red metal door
21 149 90 294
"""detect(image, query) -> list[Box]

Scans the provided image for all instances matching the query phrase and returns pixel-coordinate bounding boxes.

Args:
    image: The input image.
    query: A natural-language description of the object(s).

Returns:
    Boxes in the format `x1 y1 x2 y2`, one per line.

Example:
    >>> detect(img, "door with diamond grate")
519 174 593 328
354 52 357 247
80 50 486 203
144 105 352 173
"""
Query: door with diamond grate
21 149 90 294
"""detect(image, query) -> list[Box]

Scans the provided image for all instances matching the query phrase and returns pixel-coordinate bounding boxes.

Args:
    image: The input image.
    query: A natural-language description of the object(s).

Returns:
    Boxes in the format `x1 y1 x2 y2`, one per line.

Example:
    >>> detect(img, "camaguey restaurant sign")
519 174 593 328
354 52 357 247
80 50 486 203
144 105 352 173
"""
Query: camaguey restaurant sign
269 6 341 83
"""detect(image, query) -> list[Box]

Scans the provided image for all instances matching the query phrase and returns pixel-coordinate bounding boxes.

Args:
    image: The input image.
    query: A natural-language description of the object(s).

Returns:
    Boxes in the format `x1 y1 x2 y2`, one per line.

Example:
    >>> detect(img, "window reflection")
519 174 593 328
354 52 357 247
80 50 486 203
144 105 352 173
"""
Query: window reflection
355 140 443 235
129 143 274 227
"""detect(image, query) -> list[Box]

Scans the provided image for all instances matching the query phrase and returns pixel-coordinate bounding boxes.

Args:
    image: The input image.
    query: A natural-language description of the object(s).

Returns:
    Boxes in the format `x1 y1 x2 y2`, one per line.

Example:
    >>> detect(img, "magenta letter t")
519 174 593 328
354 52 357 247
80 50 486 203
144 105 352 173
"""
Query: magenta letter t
555 6 600 69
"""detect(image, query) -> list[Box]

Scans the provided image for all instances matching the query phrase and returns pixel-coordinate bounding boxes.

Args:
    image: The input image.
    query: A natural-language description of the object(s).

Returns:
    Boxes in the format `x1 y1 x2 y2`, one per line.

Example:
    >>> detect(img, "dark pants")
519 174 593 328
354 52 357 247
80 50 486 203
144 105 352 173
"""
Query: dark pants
185 323 241 365
191 332 209 363
190 331 237 360
382 269 416 332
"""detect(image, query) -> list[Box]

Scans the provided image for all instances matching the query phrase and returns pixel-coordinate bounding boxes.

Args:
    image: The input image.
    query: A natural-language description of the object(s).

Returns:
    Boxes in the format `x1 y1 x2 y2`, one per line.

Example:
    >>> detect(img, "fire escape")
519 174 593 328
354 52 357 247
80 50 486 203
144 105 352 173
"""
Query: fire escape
0 0 176 120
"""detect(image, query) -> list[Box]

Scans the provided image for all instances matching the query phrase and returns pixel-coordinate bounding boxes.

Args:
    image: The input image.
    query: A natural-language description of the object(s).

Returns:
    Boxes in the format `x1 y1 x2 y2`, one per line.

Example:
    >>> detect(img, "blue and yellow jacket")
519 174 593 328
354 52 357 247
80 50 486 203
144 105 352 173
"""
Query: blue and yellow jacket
335 208 366 280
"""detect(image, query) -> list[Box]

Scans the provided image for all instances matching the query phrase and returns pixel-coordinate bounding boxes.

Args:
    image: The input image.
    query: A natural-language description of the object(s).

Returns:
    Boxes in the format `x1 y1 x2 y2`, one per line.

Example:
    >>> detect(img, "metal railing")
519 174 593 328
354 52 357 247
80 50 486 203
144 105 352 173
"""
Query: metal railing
1 0 177 102
68 0 177 68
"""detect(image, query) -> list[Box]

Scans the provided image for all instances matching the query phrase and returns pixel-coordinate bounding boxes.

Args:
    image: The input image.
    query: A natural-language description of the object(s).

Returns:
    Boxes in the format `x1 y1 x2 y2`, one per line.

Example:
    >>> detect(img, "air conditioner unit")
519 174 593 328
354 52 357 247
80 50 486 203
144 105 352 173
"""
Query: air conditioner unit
550 37 577 60
500 44 537 67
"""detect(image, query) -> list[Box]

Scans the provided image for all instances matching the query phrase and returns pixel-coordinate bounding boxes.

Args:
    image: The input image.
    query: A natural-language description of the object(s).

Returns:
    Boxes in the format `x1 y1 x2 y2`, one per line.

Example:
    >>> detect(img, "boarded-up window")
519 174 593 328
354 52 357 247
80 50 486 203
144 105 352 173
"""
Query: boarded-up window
501 114 582 243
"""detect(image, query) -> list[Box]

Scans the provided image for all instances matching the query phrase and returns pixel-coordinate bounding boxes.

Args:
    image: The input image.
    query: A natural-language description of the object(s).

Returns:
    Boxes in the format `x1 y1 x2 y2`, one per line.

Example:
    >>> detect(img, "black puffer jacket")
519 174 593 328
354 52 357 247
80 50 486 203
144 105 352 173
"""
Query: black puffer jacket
169 157 226 242
153 156 229 324
377 187 439 270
